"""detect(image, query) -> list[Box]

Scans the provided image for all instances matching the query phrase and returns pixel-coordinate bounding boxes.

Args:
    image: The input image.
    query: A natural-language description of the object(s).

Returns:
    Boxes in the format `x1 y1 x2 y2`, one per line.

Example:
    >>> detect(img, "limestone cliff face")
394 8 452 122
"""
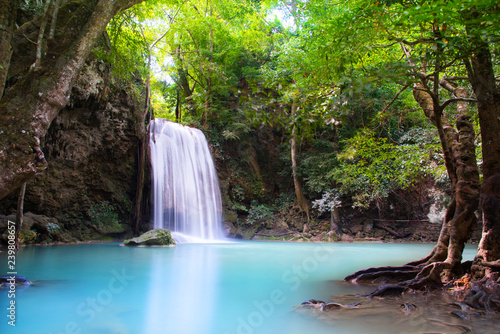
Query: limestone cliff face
0 60 148 242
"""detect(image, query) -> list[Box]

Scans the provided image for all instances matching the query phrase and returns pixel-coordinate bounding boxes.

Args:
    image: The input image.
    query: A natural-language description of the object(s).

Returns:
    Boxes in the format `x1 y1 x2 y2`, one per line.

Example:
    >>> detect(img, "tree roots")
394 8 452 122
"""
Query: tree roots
345 260 500 313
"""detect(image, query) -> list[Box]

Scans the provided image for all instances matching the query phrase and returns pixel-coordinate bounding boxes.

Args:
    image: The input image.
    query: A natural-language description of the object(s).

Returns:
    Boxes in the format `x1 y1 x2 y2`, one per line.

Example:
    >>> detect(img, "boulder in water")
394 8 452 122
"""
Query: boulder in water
0 275 31 288
122 229 176 247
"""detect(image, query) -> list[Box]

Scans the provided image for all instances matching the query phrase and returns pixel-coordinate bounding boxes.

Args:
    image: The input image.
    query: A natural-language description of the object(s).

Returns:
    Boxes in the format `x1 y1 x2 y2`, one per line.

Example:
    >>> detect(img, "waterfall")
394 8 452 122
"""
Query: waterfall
150 119 224 242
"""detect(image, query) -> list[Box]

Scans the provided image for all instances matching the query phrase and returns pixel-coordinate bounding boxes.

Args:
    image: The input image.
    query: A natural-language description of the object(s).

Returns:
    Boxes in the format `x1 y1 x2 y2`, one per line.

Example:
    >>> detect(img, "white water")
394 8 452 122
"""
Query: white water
149 119 224 242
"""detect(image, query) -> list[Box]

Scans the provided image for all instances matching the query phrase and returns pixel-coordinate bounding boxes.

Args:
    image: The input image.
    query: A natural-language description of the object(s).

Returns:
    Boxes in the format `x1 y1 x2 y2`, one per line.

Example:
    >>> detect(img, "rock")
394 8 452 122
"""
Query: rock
0 58 146 242
451 311 471 320
341 234 353 242
276 218 289 229
327 231 338 242
303 224 309 233
322 303 344 311
300 299 325 309
122 229 176 247
0 213 72 245
0 275 31 288
400 303 418 315
363 220 373 233
309 299 326 305
350 224 363 234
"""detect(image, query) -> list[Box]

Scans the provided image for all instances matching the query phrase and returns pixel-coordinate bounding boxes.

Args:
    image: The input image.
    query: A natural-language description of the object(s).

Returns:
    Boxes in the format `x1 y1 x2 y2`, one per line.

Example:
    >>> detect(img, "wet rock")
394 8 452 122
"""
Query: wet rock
122 229 176 247
300 299 326 309
400 303 418 315
0 275 31 288
451 311 471 320
309 299 325 305
322 303 344 311
368 285 406 298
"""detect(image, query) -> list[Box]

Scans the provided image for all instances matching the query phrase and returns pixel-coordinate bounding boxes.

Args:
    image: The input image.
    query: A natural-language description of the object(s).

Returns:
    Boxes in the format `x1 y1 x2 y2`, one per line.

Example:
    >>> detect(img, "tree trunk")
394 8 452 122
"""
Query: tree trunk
175 45 196 117
412 82 480 277
133 133 147 235
467 41 500 181
290 101 310 225
473 174 500 280
347 82 480 288
175 88 181 122
133 58 151 235
0 0 146 200
466 37 500 280
34 0 54 70
15 182 26 251
0 0 18 97
204 16 214 126
330 207 340 235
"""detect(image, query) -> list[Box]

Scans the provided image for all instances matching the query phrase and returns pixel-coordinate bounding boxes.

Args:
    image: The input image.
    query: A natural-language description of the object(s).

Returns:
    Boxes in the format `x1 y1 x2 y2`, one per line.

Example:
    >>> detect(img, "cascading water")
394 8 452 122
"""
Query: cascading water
149 119 224 242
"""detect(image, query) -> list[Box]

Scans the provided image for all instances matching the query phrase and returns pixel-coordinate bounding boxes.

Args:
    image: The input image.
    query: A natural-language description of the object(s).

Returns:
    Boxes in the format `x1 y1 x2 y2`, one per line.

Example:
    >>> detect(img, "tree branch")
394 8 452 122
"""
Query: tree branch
441 97 477 110
380 84 410 114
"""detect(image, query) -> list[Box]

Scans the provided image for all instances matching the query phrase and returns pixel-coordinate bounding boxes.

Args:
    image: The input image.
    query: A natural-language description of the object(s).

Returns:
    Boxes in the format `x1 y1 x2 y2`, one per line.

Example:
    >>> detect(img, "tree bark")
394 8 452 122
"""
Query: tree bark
330 207 340 234
412 81 480 276
0 0 18 97
290 101 310 225
473 174 500 280
34 0 54 70
466 41 500 181
465 36 500 280
0 0 146 200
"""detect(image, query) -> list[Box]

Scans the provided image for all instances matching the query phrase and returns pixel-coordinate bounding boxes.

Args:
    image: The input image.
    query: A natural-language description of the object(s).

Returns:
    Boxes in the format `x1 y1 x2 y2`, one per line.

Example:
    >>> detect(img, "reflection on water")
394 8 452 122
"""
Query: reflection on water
145 245 218 333
0 242 498 334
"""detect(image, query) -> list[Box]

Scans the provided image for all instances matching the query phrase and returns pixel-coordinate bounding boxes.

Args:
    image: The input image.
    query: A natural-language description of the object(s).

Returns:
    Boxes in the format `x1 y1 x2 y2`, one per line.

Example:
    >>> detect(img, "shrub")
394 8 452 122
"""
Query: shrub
87 201 121 231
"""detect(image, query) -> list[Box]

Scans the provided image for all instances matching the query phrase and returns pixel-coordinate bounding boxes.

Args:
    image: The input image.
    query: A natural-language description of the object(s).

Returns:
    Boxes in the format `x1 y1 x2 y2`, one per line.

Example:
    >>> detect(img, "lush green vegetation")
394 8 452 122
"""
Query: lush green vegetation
97 0 498 225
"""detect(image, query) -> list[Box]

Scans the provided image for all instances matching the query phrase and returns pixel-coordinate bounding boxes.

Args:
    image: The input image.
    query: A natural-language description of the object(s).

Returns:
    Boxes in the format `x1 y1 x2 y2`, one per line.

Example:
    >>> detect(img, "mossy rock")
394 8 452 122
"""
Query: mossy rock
121 229 176 247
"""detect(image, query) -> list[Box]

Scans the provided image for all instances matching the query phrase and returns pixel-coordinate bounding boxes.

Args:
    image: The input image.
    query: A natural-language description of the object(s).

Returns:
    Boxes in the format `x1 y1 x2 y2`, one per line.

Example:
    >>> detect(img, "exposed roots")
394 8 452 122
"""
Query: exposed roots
464 282 500 313
346 260 462 298
345 265 420 284
345 260 500 314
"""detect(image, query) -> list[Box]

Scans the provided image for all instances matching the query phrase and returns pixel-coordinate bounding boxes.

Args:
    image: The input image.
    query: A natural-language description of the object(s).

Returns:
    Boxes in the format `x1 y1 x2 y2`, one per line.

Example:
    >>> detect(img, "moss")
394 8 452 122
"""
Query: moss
122 229 176 247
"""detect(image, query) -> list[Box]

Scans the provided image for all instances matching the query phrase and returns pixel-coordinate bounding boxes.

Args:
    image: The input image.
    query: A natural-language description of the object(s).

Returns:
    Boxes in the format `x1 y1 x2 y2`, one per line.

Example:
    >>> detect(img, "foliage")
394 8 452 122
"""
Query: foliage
312 190 342 214
46 222 61 235
330 129 442 208
246 200 275 226
299 138 340 196
98 0 494 221
273 192 295 211
230 201 248 213
95 10 149 82
19 0 46 14
86 201 121 230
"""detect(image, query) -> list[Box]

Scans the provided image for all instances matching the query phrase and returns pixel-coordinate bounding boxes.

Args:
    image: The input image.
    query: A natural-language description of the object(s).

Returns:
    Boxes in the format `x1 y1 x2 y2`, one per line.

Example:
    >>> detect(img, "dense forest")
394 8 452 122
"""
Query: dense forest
0 0 499 306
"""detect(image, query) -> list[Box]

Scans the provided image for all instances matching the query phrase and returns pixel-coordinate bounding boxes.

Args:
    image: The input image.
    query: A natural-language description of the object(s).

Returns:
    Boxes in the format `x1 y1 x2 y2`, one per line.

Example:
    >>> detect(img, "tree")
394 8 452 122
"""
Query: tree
155 0 272 124
0 0 146 200
463 6 500 283
0 0 18 97
296 0 499 293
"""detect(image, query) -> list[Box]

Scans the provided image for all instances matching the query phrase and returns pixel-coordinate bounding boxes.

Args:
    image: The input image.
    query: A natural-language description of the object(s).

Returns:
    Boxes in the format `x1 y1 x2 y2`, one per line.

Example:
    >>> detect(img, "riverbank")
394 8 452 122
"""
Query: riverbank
0 207 482 247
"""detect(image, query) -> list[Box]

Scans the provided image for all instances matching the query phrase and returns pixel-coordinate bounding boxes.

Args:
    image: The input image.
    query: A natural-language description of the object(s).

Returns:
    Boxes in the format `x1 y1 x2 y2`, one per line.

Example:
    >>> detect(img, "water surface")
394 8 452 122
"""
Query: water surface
1 242 494 334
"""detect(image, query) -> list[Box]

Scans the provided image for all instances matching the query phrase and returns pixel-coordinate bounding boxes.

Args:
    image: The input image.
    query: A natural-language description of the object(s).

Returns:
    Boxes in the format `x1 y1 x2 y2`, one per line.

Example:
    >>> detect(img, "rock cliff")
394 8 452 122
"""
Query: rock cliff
0 59 148 244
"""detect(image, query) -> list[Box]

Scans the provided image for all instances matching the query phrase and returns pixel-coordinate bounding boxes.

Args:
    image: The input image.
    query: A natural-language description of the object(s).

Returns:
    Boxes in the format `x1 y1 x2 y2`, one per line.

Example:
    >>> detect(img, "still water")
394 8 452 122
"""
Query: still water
0 242 494 334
